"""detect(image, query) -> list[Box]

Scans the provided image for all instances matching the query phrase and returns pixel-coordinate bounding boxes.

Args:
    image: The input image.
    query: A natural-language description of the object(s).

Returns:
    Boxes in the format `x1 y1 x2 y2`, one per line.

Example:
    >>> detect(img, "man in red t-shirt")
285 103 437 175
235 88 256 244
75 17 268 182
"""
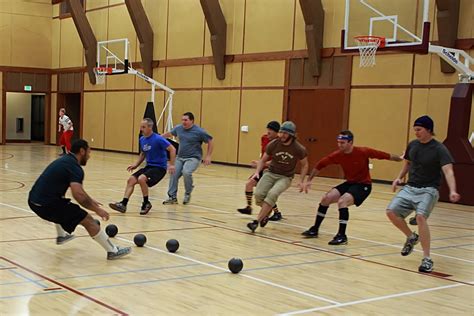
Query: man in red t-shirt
302 130 403 245
238 121 283 220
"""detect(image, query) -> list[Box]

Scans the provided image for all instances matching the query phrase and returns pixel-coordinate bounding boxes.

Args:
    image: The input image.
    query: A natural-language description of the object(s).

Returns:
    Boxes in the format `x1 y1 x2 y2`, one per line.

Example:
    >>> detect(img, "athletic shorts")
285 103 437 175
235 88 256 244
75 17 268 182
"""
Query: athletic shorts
28 199 88 234
387 185 439 219
335 182 372 207
132 166 167 187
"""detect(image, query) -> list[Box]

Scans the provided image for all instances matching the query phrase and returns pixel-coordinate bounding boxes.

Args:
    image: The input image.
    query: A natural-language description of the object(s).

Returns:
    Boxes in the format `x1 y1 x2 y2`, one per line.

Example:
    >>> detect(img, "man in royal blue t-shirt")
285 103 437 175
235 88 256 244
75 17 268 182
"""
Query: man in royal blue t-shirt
109 118 176 215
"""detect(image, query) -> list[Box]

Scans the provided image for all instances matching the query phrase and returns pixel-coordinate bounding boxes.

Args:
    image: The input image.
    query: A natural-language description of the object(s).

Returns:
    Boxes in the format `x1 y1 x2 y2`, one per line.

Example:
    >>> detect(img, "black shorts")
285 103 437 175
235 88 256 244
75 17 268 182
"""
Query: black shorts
249 170 265 183
132 166 167 187
28 199 88 234
334 182 372 207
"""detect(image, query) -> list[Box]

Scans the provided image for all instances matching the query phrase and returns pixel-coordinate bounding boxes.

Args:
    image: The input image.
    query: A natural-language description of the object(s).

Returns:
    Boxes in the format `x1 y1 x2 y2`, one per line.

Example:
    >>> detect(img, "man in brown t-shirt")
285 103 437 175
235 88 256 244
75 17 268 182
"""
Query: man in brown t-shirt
247 121 309 232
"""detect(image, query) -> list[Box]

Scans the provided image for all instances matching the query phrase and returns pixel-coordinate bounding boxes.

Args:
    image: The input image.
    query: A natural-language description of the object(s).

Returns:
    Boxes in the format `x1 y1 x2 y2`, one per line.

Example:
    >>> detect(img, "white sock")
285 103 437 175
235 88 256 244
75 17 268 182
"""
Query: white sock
92 230 118 253
55 224 67 237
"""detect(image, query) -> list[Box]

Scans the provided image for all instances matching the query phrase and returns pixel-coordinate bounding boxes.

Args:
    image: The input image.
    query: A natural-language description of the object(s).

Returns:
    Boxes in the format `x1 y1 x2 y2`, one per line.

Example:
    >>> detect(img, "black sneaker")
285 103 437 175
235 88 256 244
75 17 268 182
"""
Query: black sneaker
140 202 152 215
301 226 318 238
401 232 419 256
237 206 252 215
247 220 258 232
109 202 127 213
328 234 348 245
56 234 75 245
409 217 417 225
260 216 269 228
269 211 282 221
418 257 433 273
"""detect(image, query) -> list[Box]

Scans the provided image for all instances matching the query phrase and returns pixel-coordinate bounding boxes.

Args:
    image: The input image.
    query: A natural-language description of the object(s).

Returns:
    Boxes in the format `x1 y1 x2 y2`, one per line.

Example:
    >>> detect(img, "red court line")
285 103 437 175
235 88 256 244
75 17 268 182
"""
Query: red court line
169 217 474 287
43 287 62 291
0 256 128 315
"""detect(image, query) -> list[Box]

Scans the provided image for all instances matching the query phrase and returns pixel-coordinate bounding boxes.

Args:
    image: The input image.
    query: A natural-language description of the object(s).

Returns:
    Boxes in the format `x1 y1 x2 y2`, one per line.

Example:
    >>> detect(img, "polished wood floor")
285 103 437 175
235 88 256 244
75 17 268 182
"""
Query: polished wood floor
1 144 473 315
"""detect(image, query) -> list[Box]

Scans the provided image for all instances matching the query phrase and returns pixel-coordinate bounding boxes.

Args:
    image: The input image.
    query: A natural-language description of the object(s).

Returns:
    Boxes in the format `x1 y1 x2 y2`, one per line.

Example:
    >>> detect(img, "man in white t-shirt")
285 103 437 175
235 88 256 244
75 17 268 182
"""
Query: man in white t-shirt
58 108 74 155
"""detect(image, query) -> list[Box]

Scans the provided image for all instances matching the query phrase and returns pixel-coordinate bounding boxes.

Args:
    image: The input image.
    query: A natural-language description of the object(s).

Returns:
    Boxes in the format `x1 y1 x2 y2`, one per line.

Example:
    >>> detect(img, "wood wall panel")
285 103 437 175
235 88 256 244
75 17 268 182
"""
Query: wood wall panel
167 0 205 59
201 90 240 163
59 18 83 68
108 5 137 62
202 63 242 88
143 0 168 61
83 92 106 149
244 0 294 54
352 55 413 86
238 89 284 164
242 61 285 87
0 13 12 66
349 89 411 181
104 91 134 151
167 90 202 130
166 65 203 89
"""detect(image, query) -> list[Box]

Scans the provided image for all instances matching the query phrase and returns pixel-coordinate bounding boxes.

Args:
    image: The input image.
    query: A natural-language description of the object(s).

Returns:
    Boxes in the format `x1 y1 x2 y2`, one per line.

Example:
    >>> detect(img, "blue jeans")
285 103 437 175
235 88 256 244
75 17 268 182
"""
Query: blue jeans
167 157 201 198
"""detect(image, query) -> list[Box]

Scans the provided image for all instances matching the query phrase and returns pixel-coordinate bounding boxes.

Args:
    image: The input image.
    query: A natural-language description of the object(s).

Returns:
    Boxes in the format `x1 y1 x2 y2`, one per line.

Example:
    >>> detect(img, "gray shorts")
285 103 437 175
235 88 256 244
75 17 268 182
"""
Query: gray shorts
387 185 439 219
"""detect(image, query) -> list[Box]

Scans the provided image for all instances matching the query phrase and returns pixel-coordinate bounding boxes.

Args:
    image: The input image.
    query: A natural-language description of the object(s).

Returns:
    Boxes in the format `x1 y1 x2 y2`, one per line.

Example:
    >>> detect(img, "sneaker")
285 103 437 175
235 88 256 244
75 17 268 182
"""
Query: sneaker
401 232 419 256
301 226 318 238
260 216 269 228
109 202 127 213
418 257 434 273
237 206 252 215
183 194 191 205
163 197 178 205
409 217 417 225
247 220 258 233
328 234 348 245
269 210 282 221
107 246 132 260
56 234 75 245
140 202 152 215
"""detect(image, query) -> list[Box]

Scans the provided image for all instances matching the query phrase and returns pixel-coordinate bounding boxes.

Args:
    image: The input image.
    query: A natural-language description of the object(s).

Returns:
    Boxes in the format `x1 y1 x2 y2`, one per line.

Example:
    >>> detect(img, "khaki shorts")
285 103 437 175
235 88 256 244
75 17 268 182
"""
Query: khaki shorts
254 171 292 207
387 185 439 219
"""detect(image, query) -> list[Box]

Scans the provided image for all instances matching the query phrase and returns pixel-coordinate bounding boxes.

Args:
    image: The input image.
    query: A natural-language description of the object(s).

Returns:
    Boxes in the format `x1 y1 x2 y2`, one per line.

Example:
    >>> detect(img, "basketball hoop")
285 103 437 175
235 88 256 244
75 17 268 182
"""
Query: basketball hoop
93 67 112 85
354 36 386 67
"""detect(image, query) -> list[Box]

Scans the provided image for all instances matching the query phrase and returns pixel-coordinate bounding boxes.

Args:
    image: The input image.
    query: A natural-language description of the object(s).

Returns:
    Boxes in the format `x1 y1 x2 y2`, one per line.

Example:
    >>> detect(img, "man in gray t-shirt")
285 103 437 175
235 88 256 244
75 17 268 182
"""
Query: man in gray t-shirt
387 115 460 273
161 112 213 205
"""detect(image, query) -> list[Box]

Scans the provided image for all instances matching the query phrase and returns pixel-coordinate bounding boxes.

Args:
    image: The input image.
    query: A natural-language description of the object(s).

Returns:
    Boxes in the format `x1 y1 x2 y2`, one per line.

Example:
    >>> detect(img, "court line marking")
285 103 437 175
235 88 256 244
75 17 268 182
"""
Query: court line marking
0 256 128 315
278 281 474 315
1 201 472 284
190 203 474 264
115 236 340 305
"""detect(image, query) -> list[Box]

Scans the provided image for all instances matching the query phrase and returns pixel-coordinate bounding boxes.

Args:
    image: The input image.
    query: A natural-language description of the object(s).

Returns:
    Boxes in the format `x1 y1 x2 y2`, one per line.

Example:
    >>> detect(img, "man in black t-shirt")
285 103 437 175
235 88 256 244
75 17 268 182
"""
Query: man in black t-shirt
28 139 131 260
387 116 460 273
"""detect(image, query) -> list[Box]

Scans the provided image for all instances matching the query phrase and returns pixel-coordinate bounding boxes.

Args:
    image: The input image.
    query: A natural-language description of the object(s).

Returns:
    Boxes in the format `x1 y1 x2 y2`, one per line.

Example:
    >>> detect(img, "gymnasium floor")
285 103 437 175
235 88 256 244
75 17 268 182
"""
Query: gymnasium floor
0 144 473 315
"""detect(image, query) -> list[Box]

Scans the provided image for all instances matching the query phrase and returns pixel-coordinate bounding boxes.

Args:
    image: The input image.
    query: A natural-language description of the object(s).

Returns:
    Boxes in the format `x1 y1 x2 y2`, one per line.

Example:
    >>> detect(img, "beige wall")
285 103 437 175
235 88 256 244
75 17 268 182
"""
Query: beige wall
6 92 32 140
0 0 52 68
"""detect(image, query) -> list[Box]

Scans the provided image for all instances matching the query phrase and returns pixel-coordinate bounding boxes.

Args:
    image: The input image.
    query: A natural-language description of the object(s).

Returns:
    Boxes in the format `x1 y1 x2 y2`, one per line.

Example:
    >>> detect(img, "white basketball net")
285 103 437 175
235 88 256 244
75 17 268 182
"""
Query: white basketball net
354 36 385 67
94 67 108 85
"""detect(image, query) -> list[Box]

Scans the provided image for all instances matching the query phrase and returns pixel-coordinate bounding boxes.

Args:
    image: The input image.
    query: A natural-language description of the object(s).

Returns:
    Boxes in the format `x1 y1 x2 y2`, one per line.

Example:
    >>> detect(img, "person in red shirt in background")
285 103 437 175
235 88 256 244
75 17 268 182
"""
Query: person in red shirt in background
238 121 283 221
302 130 403 245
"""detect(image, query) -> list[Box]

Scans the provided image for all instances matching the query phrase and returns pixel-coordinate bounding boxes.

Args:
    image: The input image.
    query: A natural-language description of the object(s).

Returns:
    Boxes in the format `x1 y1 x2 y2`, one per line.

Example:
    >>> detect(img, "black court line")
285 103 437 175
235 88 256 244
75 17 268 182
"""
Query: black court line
0 256 128 315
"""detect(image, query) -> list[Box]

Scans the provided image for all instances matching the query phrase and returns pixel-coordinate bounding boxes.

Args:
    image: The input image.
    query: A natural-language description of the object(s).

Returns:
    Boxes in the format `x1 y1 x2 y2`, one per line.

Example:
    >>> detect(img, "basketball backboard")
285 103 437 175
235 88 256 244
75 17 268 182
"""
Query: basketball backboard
341 0 431 53
96 38 130 75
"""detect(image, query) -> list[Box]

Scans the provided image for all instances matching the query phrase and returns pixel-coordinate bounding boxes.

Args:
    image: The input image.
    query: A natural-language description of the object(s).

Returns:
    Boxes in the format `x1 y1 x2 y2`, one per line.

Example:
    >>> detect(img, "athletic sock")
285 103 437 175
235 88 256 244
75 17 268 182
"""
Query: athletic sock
55 224 67 237
61 146 66 154
143 196 149 204
313 204 329 231
273 204 279 212
245 191 253 207
337 207 349 236
121 198 129 206
92 230 118 253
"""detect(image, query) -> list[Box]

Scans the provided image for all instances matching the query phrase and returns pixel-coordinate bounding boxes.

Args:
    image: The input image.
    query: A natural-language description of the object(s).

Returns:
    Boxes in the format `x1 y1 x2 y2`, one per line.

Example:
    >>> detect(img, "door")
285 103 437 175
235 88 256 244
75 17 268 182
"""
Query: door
288 89 346 178
59 93 81 141
31 95 45 141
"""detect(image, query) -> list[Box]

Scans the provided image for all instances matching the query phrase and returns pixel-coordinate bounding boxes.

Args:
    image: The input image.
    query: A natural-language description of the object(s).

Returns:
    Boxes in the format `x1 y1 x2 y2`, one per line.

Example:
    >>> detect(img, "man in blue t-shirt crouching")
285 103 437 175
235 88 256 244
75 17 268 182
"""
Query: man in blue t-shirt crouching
109 118 176 215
